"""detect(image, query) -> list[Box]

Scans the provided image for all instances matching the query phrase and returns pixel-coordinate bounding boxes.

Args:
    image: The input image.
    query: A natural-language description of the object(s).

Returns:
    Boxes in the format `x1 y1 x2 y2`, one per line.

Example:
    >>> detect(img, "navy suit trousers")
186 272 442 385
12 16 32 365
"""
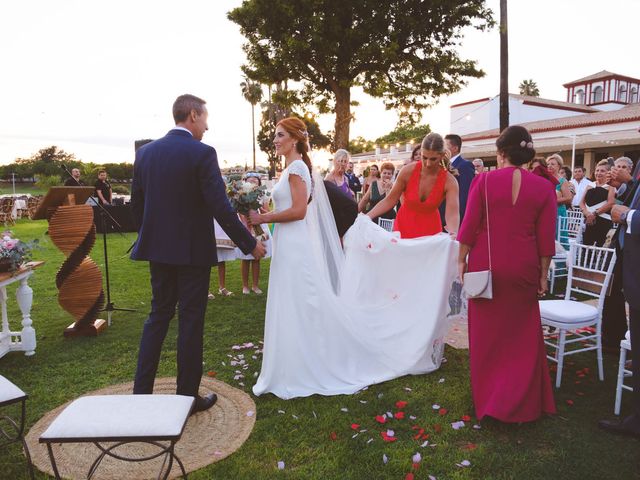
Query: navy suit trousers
133 262 211 397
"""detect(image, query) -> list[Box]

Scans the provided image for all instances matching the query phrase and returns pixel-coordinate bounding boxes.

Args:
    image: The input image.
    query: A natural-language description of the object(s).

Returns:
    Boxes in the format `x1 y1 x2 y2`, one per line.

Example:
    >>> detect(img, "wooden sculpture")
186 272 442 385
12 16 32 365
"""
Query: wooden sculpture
34 187 106 337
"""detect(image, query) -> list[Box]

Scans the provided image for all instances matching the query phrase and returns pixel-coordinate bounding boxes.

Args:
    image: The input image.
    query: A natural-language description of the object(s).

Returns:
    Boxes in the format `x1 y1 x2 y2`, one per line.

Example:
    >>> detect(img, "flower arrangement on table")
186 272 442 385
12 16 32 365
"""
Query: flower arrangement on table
226 180 271 240
0 231 39 273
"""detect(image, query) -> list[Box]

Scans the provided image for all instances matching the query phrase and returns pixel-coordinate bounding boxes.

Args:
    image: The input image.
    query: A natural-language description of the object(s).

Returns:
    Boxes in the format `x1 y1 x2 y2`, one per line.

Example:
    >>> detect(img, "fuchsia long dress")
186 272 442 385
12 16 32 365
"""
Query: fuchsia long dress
457 167 557 423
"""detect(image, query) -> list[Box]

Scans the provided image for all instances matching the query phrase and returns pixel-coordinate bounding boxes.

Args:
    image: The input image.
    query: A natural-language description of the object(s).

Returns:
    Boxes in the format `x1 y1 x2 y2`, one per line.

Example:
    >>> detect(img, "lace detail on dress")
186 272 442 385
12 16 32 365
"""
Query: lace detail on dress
287 160 312 199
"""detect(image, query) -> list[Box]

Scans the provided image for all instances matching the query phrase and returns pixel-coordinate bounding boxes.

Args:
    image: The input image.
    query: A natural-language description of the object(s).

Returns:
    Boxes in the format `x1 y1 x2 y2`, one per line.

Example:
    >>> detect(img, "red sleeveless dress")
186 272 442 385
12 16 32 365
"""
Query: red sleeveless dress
394 162 447 238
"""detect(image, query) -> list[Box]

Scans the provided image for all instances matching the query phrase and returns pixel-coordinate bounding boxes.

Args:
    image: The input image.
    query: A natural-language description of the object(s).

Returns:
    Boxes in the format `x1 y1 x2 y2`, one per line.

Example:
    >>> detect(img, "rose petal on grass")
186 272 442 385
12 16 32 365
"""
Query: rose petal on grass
404 387 413 392
432 404 440 410
396 400 408 409
473 424 482 429
438 408 448 416
566 399 574 406
207 371 217 377
412 452 422 463
420 440 430 447
405 473 415 480
278 410 286 414
340 407 349 412
462 443 477 451
394 412 405 420
451 421 465 430
409 415 417 420
375 415 387 424
330 432 337 441
438 378 445 383
277 461 285 470
246 410 255 417
461 415 471 422
383 454 389 464
351 423 360 430
434 424 442 433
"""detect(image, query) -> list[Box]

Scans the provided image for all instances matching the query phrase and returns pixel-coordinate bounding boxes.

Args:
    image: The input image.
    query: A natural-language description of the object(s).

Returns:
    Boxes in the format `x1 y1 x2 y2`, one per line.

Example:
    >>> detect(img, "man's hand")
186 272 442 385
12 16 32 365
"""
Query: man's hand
611 204 630 224
251 241 267 259
610 166 632 188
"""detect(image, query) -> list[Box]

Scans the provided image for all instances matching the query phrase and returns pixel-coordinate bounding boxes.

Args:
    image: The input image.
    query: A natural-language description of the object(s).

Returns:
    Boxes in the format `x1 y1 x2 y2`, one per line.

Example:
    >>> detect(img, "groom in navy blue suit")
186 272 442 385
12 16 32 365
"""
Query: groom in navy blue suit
131 94 265 413
439 134 475 229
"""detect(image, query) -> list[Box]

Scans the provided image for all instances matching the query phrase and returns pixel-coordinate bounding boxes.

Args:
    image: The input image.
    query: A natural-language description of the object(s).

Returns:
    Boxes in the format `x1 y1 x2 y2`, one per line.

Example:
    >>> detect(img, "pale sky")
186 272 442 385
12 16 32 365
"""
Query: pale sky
1 0 638 170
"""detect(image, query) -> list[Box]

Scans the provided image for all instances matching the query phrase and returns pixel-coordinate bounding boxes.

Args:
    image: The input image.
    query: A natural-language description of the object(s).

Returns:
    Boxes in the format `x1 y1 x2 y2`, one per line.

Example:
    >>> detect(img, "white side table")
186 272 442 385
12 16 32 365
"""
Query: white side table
0 261 44 359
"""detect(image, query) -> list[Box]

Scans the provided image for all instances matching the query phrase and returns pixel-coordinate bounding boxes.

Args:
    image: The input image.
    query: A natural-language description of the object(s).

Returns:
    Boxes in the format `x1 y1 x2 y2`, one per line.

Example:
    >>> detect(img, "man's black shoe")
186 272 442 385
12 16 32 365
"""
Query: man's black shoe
190 393 218 416
598 416 640 440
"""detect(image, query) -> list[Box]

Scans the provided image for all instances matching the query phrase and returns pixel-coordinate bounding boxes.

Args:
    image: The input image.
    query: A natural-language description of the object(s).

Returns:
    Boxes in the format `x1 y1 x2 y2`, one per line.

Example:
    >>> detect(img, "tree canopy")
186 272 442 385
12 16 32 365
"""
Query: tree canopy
519 79 540 97
228 0 494 149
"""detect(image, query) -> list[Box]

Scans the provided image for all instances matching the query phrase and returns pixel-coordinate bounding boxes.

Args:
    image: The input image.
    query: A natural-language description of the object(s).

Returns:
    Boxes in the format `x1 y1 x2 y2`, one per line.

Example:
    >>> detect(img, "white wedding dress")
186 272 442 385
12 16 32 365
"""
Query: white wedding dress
253 160 458 399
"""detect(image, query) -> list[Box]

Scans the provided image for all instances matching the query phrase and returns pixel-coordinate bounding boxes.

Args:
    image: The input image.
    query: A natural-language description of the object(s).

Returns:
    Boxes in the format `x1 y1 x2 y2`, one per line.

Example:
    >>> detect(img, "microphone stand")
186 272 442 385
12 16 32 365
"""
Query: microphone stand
60 164 136 326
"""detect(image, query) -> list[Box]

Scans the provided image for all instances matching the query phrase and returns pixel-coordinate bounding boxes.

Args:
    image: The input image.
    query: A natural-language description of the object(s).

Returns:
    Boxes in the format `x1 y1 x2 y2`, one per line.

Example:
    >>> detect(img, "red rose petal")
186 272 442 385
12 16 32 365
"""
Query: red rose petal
438 408 448 416
351 423 360 430
462 443 477 450
395 400 408 409
375 415 387 424
394 411 405 420
566 399 574 406
434 424 442 433
330 432 337 440
461 415 471 422
412 462 421 470
405 473 415 480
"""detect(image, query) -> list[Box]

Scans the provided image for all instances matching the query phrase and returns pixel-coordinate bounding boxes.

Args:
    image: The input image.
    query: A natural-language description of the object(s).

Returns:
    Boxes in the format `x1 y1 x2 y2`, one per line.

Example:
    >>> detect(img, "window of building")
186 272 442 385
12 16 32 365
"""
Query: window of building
631 86 639 103
619 84 628 102
574 89 585 104
592 86 603 103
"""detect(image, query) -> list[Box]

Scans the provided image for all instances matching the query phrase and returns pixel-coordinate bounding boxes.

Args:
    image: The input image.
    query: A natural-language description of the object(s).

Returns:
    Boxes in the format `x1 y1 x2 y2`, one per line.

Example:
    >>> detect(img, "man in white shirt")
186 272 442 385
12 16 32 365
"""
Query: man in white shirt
570 166 593 207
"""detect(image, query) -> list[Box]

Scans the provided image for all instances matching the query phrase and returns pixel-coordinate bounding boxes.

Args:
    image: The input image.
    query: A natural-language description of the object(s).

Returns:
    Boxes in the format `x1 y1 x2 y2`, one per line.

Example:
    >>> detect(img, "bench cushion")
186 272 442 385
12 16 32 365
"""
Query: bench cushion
0 375 27 406
40 395 194 442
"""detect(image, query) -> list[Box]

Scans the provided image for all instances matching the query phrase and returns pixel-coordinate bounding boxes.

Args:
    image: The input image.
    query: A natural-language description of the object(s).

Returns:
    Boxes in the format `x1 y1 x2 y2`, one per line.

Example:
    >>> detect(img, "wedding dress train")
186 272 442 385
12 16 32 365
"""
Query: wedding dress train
253 160 458 399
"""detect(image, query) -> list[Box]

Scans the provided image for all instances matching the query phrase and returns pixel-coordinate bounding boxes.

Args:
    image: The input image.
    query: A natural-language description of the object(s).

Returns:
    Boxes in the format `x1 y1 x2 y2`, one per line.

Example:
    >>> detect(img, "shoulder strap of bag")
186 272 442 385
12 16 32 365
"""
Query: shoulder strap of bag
484 173 492 271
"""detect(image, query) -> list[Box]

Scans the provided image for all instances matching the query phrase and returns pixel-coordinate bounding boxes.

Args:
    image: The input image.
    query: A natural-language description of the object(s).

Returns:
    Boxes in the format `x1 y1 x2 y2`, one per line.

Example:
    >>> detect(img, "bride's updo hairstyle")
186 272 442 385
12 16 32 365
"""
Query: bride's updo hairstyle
276 117 313 178
495 125 536 166
421 132 452 171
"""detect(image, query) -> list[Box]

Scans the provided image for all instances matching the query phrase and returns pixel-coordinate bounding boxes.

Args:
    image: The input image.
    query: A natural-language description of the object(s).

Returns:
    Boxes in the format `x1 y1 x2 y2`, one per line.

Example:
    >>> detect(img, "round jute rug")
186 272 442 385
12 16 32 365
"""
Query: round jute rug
25 377 256 479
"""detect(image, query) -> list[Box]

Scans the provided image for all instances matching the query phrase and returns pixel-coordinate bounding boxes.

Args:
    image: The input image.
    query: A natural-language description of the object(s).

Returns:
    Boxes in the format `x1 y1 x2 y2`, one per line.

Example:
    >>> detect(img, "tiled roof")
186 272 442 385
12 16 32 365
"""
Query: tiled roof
462 103 640 142
510 94 597 113
563 70 640 87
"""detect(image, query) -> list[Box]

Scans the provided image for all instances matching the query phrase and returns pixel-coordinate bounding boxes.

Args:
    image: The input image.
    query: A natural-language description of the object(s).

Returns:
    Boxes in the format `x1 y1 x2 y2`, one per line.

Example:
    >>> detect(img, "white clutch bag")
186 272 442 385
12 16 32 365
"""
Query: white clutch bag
462 173 493 300
463 270 493 299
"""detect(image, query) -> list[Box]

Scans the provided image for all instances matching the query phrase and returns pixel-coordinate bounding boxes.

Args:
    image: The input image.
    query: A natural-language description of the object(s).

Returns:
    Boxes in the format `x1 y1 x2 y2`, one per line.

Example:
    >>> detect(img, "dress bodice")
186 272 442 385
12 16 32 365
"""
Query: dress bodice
272 160 312 211
404 162 447 213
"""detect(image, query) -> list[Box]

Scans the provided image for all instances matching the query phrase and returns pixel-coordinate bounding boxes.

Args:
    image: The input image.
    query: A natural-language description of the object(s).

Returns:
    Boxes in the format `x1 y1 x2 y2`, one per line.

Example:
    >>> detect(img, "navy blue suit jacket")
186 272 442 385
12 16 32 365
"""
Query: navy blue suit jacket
130 129 256 266
623 164 640 309
439 154 475 225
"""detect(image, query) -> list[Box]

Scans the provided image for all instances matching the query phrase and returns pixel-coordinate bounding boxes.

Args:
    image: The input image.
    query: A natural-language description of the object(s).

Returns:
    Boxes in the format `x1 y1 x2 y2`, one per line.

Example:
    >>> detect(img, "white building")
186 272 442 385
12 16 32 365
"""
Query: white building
353 70 640 175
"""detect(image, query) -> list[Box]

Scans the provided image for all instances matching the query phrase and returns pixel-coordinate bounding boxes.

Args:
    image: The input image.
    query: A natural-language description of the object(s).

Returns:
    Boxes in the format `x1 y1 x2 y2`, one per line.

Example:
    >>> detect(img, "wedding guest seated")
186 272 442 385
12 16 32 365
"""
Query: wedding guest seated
366 133 459 239
325 149 354 199
458 125 557 423
580 160 615 246
358 162 397 223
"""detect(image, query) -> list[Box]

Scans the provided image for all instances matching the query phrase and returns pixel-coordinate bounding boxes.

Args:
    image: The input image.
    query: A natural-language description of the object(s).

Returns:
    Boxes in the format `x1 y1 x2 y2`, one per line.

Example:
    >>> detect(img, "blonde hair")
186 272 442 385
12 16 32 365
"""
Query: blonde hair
545 153 564 168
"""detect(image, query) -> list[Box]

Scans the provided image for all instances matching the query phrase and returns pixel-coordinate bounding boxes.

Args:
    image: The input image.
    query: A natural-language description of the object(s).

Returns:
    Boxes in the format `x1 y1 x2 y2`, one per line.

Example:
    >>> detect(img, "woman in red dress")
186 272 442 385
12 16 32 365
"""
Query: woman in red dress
458 125 557 423
367 133 459 238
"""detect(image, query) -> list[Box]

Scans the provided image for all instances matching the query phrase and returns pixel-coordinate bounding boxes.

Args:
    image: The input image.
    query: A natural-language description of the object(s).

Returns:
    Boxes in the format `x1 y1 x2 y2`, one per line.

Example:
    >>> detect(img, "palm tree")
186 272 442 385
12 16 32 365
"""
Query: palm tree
519 79 540 97
240 79 263 170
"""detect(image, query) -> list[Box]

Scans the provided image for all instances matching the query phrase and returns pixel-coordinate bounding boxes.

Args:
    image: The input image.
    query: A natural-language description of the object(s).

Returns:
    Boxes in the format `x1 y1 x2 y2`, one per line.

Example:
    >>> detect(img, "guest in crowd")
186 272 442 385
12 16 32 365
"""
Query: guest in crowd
64 168 85 186
580 160 615 246
94 170 112 205
472 158 485 175
600 160 640 439
366 133 459 239
344 161 362 197
325 149 354 199
570 166 593 208
211 219 239 298
407 145 421 165
439 134 475 224
458 125 557 423
324 180 358 238
546 154 574 226
362 164 379 195
529 157 558 187
358 162 397 223
601 156 637 351
238 173 272 295
560 166 576 197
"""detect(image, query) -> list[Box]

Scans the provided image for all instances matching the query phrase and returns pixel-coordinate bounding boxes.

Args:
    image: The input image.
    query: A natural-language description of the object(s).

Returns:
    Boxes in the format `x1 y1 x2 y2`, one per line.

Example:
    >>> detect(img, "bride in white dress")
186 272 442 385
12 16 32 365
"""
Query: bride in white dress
249 117 458 399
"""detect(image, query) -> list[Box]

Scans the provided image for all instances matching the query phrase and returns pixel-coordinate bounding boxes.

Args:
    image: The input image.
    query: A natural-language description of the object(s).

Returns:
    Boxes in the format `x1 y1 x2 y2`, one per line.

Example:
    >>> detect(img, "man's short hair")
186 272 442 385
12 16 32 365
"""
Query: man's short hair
98 169 107 175
472 158 484 167
444 134 462 151
173 94 207 124
573 166 585 172
615 156 633 170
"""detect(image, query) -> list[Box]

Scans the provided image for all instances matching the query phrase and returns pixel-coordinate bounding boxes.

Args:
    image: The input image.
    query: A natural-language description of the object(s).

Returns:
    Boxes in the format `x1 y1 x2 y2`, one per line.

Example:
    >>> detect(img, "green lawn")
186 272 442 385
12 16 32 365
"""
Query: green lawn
0 220 638 479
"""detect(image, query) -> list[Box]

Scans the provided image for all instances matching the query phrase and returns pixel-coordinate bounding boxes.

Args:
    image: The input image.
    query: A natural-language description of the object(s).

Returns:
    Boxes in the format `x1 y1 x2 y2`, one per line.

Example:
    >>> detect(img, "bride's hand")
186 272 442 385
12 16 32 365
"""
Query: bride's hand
248 210 262 226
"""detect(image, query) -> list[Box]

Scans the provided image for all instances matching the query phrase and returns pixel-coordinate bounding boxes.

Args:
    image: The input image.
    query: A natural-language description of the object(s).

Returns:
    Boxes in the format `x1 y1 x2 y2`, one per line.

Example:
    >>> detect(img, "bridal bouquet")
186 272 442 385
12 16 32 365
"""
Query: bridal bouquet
226 180 271 240
0 231 38 273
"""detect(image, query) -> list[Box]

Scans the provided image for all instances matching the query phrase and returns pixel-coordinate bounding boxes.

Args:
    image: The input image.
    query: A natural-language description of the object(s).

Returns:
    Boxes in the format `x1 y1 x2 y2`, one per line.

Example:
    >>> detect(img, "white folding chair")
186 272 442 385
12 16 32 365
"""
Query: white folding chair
614 330 633 415
549 215 586 293
378 218 394 232
540 242 616 388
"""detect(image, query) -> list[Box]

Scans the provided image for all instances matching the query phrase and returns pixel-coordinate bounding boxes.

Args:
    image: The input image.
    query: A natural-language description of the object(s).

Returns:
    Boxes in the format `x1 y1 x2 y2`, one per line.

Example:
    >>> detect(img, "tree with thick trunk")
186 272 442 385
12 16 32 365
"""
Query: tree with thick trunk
229 1 494 150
